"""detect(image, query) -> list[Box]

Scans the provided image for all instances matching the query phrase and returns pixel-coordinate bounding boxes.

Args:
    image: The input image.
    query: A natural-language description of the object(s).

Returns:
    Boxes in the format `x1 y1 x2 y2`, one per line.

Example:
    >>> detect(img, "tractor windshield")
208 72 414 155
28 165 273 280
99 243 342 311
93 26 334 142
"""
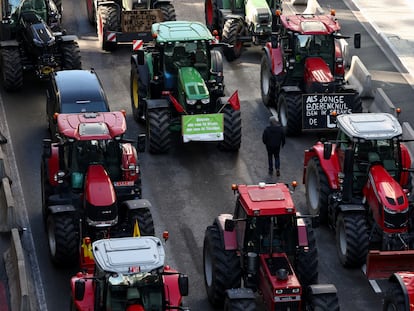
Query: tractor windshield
245 215 296 255
164 41 208 71
296 34 334 60
107 273 164 310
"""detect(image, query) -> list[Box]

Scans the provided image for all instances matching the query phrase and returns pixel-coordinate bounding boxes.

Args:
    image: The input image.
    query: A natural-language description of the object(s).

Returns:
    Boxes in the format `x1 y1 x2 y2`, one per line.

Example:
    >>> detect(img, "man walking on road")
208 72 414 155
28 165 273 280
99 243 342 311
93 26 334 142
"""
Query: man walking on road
262 116 285 176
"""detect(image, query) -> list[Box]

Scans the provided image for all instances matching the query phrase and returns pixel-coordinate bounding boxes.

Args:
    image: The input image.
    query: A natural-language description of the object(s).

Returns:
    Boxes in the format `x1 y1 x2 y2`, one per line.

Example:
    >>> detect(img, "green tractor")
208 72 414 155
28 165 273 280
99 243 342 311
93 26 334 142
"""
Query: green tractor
204 0 283 61
130 21 242 154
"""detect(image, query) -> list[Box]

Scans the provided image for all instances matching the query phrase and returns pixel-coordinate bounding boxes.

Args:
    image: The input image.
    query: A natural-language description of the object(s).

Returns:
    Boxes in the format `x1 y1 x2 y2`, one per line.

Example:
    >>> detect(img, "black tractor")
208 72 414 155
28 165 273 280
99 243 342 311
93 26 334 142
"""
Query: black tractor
0 0 81 91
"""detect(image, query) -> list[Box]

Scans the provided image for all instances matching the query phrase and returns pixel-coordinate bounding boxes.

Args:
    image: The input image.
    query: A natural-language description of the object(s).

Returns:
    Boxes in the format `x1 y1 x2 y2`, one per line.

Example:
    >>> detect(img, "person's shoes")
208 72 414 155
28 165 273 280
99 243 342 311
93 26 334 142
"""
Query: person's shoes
268 169 273 175
276 169 280 176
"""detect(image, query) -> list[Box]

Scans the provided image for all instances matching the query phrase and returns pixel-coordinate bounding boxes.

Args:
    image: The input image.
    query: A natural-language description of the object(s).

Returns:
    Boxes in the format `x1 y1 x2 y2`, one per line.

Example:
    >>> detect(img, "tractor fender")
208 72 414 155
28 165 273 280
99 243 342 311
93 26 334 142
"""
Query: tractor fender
0 40 19 47
121 199 152 211
337 204 365 213
308 284 337 295
214 214 238 250
388 273 411 310
222 13 244 23
96 1 117 7
225 288 255 300
146 98 169 110
48 204 77 215
263 42 284 76
280 85 301 93
60 35 79 42
303 143 342 190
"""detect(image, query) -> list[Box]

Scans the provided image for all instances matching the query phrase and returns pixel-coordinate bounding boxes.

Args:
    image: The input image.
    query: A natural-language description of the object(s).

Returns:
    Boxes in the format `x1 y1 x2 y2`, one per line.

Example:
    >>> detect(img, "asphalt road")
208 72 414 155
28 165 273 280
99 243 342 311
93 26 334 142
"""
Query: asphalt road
1 0 414 310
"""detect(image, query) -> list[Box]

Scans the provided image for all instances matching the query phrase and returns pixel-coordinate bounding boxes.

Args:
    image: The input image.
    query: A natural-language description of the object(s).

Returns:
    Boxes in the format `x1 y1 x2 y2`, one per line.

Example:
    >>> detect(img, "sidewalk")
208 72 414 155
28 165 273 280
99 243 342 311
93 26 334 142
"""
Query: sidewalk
349 0 414 85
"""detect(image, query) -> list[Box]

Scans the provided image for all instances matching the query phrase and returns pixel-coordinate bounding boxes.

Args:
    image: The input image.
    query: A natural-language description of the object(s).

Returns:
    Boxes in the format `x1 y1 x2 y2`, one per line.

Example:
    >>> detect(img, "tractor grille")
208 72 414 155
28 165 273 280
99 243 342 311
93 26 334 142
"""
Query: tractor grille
384 209 408 229
274 301 300 310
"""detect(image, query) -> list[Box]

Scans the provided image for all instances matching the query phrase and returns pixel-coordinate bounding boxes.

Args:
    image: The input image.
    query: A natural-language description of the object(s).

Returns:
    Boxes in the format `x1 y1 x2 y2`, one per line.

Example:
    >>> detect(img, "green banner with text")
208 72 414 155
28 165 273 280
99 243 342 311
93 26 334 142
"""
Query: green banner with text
182 114 224 142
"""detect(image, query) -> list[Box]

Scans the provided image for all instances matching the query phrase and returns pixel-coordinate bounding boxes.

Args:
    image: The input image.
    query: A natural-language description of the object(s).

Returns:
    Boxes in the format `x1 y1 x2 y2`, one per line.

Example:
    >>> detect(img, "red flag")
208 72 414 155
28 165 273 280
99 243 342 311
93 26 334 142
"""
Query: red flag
168 93 185 113
228 90 240 111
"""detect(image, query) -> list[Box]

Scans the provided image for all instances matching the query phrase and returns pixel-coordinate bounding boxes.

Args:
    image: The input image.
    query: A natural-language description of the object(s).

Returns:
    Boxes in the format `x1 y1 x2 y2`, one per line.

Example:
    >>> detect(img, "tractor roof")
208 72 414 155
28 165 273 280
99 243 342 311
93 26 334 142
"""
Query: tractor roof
151 21 214 43
57 111 126 140
237 183 296 216
93 237 165 274
280 14 341 34
337 113 402 140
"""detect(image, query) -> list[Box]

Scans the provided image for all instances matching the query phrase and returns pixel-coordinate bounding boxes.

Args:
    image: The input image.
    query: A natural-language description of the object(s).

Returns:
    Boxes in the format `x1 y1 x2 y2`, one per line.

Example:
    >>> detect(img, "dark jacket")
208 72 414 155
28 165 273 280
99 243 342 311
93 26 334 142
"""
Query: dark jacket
262 122 285 151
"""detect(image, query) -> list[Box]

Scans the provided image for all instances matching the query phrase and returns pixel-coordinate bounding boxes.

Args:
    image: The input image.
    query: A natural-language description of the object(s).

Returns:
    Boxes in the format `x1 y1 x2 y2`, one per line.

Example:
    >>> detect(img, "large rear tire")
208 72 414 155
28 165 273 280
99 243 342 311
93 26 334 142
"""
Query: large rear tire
309 292 340 311
1 47 23 92
130 63 147 123
260 55 277 106
278 92 302 136
157 3 176 21
97 5 118 51
218 103 241 151
305 157 330 224
296 223 318 289
147 108 171 154
383 283 407 311
222 18 243 62
47 213 79 267
335 213 369 267
61 42 82 70
203 224 241 308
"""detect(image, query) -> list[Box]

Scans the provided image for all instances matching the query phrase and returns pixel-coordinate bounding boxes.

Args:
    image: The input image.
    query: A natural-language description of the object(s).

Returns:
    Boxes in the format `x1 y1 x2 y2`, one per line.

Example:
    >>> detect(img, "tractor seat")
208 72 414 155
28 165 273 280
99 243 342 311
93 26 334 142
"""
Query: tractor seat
127 288 141 302
368 152 381 164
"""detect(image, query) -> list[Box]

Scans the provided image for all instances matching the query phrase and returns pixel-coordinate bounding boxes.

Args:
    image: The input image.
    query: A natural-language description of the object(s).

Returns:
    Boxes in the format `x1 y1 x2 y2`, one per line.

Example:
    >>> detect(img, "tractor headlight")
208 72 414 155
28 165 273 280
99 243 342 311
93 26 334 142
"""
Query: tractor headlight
186 99 196 105
201 99 209 104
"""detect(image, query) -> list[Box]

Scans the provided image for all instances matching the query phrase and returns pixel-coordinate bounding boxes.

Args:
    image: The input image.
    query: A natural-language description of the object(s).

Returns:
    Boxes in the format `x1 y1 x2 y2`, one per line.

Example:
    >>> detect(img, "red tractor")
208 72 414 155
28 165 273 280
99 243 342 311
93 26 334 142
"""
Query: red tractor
303 113 414 277
260 10 362 135
70 236 190 311
203 182 340 310
41 111 154 268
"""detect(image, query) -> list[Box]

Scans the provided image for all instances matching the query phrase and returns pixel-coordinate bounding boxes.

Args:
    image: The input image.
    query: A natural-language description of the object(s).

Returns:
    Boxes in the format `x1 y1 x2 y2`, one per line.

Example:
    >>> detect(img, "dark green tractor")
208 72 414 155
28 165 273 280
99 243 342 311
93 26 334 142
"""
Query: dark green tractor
130 21 242 154
204 0 283 61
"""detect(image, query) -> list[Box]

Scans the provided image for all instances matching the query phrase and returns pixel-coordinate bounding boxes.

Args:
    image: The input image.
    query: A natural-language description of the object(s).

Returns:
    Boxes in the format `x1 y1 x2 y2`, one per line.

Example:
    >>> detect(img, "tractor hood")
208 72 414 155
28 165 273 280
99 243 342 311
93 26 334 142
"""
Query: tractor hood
365 164 409 232
178 67 209 101
84 165 117 226
304 57 335 93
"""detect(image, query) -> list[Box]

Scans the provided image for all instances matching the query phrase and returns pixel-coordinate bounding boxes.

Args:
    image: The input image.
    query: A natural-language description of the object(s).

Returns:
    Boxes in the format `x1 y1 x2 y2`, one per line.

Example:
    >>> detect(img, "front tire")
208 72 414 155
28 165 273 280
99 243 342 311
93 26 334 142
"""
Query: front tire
305 157 331 224
224 296 256 311
97 6 118 51
222 18 243 62
147 108 171 154
383 283 407 311
218 103 241 151
277 92 302 136
203 224 241 308
260 55 277 106
336 213 369 267
130 63 147 123
309 292 340 311
296 223 318 289
61 42 82 69
47 213 79 267
1 47 23 92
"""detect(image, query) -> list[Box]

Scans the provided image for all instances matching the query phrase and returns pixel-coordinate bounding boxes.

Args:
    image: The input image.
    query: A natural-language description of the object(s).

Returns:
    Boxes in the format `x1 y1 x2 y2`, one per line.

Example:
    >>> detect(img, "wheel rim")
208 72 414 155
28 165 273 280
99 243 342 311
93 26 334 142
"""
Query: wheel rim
132 71 139 109
47 217 57 257
307 167 320 214
204 247 213 287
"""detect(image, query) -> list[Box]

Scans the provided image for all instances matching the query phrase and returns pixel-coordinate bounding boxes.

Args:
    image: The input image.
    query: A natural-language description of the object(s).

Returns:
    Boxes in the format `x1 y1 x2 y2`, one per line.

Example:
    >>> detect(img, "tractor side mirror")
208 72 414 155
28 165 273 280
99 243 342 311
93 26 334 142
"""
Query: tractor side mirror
354 33 361 49
42 138 52 158
224 219 235 232
137 134 146 152
323 142 332 160
178 274 189 296
74 279 86 301
136 50 145 65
